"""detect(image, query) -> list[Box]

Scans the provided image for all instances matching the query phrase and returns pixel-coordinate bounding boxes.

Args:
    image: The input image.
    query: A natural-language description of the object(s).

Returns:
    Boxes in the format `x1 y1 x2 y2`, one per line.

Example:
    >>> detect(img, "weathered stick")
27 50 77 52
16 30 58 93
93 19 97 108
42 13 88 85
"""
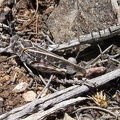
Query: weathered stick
0 69 120 120
47 24 120 51
20 97 88 120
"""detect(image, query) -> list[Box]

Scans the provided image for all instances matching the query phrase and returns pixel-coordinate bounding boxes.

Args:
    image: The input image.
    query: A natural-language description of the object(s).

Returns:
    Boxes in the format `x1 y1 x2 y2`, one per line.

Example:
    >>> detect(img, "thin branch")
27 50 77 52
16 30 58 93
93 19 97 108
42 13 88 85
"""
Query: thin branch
75 106 117 119
20 97 88 120
86 44 113 68
47 24 120 51
37 75 53 98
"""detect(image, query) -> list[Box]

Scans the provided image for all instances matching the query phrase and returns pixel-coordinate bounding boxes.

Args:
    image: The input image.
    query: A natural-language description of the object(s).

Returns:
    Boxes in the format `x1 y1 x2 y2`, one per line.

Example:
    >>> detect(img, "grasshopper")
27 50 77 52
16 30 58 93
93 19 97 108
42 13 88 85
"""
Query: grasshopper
1 35 86 75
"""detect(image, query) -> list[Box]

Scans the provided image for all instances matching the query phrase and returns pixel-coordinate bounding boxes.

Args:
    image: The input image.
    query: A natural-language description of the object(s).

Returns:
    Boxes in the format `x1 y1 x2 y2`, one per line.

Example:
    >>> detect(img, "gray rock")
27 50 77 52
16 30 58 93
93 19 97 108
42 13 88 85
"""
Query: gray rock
47 0 116 43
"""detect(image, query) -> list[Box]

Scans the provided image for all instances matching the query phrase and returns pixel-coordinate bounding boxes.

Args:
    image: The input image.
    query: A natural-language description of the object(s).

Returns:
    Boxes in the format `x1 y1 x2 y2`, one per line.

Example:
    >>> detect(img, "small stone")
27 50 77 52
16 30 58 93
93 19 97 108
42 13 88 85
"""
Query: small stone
12 82 28 93
22 91 37 102
47 0 116 43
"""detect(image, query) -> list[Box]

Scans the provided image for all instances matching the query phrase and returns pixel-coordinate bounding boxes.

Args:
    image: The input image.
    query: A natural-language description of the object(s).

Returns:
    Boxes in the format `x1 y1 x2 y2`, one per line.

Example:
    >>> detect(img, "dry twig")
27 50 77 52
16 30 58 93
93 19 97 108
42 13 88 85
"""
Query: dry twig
75 106 117 119
47 24 120 51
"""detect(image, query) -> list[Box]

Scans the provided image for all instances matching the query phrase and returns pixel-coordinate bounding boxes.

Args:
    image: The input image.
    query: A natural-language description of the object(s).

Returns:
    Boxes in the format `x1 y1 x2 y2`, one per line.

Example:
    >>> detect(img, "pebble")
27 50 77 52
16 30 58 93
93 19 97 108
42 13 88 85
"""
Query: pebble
12 82 28 93
22 91 37 102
